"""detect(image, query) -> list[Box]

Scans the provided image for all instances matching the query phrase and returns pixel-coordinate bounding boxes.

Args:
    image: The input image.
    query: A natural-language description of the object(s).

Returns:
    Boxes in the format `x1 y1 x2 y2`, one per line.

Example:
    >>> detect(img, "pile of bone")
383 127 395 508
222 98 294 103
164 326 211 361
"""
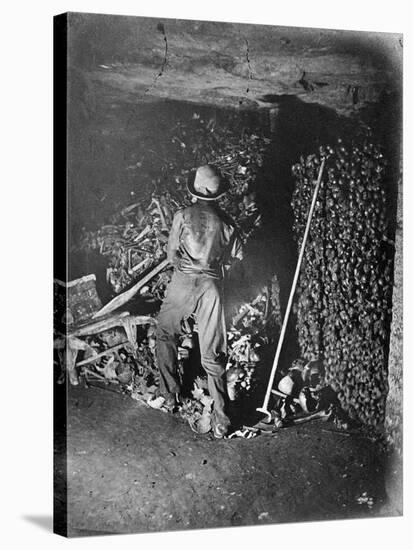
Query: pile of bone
272 359 352 430
127 277 283 429
72 117 274 429
77 194 177 297
226 274 282 400
71 272 283 430
76 117 269 298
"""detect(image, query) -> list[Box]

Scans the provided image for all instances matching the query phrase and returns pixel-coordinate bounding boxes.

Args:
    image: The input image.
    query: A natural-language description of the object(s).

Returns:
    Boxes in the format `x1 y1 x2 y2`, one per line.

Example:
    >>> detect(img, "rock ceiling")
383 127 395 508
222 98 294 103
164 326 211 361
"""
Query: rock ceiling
68 12 402 116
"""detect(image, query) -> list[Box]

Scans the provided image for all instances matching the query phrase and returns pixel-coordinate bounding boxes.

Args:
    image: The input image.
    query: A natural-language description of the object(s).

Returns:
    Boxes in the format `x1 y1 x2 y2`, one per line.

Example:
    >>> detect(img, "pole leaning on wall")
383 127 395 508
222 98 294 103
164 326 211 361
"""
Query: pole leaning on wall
257 158 326 422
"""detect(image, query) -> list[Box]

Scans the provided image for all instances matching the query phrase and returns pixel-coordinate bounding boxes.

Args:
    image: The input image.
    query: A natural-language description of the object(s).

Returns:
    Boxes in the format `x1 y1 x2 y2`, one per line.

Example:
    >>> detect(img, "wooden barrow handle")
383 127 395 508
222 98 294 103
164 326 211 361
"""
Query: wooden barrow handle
93 258 170 318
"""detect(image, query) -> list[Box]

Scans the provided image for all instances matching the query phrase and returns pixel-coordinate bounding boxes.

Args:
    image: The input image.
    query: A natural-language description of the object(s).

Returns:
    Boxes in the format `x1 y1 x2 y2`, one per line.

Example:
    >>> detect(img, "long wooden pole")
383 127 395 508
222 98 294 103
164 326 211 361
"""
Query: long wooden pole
257 158 326 420
93 258 170 318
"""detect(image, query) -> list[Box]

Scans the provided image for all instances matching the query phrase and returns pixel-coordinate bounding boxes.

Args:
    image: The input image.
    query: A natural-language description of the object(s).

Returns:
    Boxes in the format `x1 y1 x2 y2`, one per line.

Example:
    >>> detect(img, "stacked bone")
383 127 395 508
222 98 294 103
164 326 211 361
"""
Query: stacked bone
291 139 393 428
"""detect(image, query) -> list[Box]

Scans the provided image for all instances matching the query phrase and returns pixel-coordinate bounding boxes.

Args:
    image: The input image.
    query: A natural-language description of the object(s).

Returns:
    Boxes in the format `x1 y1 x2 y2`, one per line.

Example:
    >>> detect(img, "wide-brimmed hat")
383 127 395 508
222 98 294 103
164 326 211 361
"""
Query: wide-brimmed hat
187 165 227 201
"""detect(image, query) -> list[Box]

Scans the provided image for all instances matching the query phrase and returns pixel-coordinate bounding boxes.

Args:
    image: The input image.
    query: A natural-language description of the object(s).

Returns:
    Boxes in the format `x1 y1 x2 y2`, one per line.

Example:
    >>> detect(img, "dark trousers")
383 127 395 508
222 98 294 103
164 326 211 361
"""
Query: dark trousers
156 270 230 426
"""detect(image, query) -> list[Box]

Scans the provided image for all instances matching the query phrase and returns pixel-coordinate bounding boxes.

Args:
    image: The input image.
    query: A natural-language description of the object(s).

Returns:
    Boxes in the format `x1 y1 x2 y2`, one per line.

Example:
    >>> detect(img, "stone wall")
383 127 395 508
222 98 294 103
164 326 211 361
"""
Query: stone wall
385 163 403 452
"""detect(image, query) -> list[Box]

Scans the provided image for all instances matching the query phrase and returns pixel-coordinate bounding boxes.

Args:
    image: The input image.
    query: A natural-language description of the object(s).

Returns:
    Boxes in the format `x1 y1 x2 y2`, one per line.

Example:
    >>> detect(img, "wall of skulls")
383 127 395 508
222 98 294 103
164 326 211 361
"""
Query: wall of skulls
291 139 394 430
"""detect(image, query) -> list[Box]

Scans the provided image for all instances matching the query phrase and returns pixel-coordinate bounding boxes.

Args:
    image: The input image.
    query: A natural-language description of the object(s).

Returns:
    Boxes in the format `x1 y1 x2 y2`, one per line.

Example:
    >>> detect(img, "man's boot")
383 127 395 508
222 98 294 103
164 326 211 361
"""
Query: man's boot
211 409 231 438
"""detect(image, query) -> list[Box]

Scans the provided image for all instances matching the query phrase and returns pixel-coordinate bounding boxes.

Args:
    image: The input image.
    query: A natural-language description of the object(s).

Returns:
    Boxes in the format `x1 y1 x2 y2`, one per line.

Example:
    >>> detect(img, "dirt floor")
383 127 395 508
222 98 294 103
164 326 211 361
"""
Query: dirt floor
54 381 402 537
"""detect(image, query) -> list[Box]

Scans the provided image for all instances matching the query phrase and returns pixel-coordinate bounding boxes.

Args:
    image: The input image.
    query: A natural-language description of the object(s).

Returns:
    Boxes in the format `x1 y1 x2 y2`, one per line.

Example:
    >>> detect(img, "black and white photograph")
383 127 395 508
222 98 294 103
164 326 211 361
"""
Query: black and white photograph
3 3 408 546
51 10 404 538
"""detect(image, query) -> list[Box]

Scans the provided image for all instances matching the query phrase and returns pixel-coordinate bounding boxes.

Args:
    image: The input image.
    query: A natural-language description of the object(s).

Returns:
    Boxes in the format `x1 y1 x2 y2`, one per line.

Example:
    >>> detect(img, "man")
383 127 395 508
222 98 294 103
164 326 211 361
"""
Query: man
150 165 243 438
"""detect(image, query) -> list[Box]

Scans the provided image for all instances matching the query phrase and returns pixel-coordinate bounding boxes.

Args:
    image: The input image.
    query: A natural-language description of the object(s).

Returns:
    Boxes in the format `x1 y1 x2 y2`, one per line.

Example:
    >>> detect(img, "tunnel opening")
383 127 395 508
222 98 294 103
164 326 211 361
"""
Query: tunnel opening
66 90 399 422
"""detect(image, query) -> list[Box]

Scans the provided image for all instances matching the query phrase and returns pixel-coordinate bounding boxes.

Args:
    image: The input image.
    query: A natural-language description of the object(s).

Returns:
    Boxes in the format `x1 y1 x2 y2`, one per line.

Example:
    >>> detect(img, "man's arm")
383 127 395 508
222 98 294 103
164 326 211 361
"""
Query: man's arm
166 210 183 266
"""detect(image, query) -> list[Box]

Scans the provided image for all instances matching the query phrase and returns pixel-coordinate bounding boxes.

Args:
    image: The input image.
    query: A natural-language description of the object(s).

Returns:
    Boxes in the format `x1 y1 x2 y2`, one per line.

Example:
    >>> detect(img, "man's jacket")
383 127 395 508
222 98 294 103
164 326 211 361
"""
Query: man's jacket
167 201 243 279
